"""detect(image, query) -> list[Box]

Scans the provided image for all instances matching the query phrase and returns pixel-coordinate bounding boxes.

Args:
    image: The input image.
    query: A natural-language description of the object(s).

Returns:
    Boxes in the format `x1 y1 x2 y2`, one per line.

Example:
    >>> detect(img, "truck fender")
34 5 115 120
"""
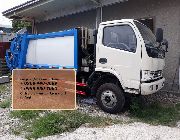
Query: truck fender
94 67 126 89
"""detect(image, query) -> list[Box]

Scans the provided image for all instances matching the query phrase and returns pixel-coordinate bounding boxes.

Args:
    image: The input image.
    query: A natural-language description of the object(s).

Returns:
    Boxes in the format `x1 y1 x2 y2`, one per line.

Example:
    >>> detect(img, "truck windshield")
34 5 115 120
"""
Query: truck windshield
134 21 165 59
134 21 156 46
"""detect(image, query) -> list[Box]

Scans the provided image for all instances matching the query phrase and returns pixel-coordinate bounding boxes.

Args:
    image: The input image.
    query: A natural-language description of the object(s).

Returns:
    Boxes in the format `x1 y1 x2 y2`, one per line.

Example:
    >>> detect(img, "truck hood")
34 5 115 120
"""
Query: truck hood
142 58 165 71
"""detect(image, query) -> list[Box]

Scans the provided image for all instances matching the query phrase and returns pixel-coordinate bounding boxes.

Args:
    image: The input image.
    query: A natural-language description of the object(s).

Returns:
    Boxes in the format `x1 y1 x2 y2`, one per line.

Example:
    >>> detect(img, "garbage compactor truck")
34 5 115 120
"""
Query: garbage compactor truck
6 19 168 113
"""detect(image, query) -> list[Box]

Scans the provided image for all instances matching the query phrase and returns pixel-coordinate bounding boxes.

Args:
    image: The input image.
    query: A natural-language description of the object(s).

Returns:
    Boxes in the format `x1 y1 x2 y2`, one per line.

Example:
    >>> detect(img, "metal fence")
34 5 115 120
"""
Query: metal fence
0 58 9 76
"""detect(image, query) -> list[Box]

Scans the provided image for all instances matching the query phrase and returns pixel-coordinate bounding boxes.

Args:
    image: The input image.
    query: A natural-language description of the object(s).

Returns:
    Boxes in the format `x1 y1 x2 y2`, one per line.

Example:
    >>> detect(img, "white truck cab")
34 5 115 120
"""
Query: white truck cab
92 19 167 113
96 19 165 95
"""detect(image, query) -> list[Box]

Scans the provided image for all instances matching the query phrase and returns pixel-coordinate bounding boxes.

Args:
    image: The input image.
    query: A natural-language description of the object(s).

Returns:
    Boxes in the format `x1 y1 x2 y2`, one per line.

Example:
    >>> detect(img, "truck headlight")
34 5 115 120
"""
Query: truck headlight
142 70 153 81
142 70 163 81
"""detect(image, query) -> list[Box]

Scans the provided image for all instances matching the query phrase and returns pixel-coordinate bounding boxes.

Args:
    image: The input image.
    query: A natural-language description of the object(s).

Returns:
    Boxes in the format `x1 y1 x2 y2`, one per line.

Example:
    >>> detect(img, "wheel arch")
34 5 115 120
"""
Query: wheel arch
87 68 125 95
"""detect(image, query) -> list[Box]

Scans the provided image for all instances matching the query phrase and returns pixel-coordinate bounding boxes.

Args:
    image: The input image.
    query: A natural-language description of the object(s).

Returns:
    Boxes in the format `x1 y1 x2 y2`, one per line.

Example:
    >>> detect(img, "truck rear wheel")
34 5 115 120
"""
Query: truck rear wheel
96 83 125 114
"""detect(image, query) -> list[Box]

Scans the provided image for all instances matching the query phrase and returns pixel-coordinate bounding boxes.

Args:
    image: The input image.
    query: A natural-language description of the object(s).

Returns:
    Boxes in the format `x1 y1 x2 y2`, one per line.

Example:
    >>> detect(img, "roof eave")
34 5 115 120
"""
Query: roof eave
3 0 128 21
2 0 44 17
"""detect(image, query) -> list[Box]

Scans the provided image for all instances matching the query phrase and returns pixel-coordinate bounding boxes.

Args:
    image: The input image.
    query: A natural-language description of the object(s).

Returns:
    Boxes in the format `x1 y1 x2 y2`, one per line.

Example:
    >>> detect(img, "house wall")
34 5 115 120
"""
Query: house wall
36 10 96 33
36 0 180 94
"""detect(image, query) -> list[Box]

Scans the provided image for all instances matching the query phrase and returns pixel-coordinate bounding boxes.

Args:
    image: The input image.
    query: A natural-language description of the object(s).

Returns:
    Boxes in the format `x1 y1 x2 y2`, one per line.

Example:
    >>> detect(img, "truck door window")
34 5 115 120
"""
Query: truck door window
103 25 137 53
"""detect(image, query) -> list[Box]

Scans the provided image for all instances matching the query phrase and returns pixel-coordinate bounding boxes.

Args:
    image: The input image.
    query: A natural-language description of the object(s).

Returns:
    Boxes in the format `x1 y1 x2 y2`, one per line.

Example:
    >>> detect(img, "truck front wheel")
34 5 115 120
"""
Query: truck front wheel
96 83 125 114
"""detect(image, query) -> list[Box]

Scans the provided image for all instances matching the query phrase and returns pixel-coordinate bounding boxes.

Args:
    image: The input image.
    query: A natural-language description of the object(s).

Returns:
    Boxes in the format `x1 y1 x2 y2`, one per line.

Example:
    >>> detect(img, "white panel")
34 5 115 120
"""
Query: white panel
26 36 74 66
26 39 37 63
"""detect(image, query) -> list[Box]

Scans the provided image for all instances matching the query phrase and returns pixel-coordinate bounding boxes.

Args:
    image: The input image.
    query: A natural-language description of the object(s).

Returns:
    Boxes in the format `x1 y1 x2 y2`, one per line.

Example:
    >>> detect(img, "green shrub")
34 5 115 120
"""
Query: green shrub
130 97 180 126
0 99 11 108
11 110 40 120
26 111 121 139
0 84 7 93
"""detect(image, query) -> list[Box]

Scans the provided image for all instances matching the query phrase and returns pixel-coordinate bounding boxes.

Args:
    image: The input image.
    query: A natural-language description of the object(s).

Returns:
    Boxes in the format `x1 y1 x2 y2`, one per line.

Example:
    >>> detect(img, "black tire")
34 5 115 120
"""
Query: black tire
96 83 125 114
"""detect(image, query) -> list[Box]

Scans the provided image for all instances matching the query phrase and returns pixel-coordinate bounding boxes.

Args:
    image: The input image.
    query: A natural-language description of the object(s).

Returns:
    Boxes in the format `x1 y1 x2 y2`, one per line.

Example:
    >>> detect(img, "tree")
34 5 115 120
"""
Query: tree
12 20 32 33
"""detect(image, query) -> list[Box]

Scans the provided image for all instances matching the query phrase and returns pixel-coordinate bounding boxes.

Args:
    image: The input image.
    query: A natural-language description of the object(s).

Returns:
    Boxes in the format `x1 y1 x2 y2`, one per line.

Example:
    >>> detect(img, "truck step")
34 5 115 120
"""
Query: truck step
76 82 87 87
76 90 86 95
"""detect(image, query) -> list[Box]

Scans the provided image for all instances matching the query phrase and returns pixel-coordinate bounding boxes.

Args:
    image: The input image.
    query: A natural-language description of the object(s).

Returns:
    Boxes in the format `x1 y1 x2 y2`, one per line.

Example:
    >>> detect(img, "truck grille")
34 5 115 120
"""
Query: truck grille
150 70 162 79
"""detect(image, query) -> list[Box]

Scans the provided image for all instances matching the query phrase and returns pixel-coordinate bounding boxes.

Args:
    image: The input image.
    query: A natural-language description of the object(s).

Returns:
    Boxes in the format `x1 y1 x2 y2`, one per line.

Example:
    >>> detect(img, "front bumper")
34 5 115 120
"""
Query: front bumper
141 78 165 95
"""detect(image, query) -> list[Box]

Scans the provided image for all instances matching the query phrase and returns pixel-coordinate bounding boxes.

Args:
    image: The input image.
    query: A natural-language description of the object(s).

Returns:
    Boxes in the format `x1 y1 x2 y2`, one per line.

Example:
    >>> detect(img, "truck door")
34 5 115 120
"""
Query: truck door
96 22 142 90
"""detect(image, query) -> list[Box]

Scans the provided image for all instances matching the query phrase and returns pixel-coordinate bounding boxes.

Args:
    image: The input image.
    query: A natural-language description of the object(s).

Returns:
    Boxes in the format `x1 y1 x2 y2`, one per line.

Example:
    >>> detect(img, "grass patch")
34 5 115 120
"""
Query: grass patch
11 110 121 139
0 84 7 93
129 97 180 126
0 99 11 108
11 110 40 120
12 129 21 136
175 103 180 110
28 111 120 139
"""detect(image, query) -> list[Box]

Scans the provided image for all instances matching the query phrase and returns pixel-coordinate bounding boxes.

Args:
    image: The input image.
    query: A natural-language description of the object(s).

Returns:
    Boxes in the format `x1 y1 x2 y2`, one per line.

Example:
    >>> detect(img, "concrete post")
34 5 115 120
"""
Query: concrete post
96 6 102 29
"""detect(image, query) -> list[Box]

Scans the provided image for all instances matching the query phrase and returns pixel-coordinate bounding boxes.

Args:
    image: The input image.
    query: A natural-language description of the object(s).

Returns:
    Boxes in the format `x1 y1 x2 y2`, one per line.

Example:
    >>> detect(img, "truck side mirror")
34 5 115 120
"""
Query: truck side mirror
156 28 163 43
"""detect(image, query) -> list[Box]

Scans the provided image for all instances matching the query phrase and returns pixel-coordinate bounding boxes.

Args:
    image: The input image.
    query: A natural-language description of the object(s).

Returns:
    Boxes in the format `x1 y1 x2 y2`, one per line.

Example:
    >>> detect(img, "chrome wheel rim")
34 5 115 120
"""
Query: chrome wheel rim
101 90 117 108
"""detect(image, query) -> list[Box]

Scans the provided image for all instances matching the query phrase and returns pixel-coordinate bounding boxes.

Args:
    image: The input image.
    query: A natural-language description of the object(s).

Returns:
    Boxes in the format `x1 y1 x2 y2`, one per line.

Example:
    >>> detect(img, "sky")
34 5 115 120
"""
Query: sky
0 0 29 27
